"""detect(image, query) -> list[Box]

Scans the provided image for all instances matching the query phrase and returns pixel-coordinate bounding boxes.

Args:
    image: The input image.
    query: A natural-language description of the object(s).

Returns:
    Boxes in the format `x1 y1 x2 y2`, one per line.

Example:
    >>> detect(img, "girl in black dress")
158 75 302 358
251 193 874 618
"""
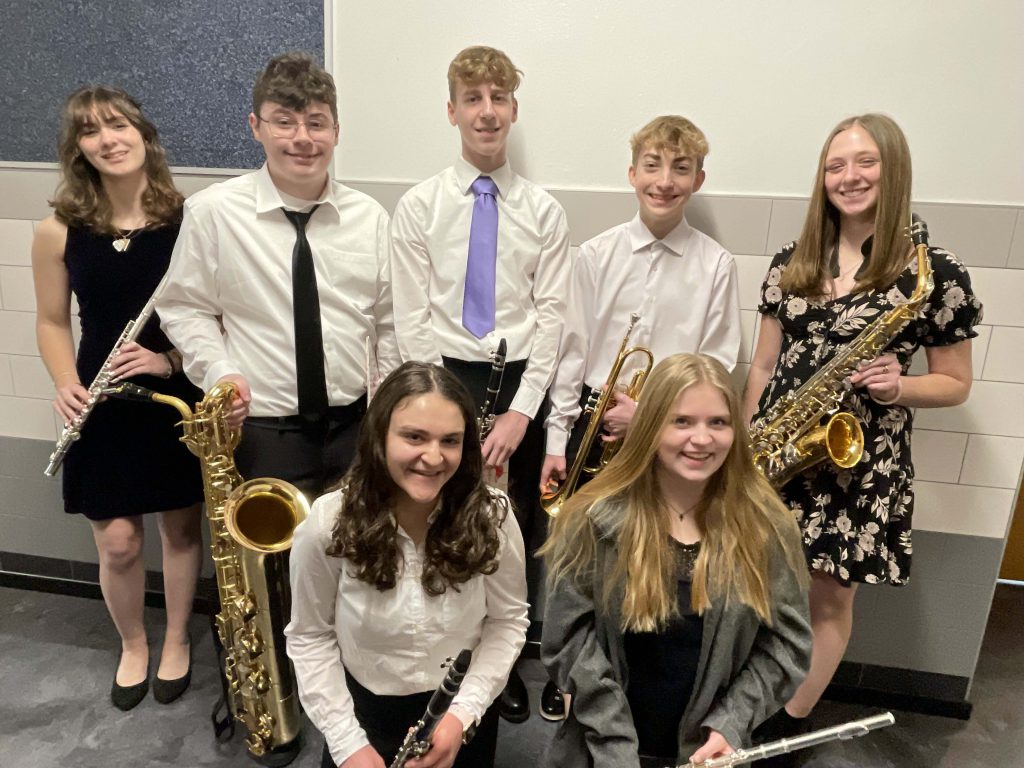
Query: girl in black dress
743 113 982 752
31 86 204 710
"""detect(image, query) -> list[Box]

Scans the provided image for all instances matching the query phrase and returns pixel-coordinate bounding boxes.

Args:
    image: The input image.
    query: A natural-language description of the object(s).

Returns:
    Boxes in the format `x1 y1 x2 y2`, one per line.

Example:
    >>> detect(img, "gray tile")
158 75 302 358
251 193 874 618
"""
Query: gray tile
914 202 1018 268
766 197 809 256
685 195 773 257
345 180 413 218
1009 209 1024 269
0 473 64 519
0 168 59 221
935 534 1006 586
1 550 72 579
0 435 55 479
548 188 637 245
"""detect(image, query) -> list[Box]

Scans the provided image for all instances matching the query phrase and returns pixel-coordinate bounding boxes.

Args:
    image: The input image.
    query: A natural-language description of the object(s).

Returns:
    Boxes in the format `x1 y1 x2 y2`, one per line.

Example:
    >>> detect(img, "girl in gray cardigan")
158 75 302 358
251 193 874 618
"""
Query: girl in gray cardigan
540 354 812 768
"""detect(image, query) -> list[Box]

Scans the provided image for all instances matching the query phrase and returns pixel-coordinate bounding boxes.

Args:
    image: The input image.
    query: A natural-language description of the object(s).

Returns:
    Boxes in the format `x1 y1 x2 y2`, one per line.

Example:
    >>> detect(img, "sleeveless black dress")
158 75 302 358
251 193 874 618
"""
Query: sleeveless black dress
62 223 203 520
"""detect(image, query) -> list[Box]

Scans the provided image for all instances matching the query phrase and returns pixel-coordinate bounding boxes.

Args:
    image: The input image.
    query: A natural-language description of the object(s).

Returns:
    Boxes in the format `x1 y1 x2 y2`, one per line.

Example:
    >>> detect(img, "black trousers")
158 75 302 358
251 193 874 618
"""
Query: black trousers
441 357 547 559
234 396 367 499
319 671 500 768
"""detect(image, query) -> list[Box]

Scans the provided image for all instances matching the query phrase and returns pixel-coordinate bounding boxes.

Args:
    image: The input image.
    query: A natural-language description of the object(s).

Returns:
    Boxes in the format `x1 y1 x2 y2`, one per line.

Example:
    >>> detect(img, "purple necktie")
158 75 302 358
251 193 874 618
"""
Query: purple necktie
463 176 499 338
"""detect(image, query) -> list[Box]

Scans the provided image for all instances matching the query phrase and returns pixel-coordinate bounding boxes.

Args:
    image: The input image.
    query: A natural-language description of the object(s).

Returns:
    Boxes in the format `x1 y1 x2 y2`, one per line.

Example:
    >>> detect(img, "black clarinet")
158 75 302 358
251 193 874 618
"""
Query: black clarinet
389 649 473 768
478 338 507 439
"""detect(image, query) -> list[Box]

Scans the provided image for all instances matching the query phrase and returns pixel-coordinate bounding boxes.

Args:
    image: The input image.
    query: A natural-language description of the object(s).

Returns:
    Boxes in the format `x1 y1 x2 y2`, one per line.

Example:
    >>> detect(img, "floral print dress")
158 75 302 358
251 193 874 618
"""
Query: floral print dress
756 244 983 585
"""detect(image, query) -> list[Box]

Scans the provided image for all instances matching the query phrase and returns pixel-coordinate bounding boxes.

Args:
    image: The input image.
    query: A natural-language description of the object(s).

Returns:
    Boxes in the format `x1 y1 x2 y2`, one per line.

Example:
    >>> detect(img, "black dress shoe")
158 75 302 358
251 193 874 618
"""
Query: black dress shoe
497 668 530 724
111 657 149 712
153 644 192 704
539 679 566 721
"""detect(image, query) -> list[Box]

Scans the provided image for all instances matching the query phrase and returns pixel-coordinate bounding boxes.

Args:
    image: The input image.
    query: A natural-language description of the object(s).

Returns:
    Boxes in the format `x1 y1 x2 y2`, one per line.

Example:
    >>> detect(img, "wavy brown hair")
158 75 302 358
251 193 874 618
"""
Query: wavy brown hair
326 362 506 595
252 52 338 122
542 354 808 632
51 86 182 234
782 113 913 297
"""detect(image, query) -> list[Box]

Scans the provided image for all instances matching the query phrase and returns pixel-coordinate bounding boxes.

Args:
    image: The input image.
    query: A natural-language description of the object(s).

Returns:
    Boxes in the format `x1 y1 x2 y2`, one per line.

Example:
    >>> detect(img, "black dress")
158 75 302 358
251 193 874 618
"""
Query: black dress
62 223 203 520
755 243 982 585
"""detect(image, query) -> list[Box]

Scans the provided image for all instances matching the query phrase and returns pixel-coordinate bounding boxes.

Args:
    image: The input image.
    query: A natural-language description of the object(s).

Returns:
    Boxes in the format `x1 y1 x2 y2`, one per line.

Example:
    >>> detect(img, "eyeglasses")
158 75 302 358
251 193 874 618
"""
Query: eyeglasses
256 114 337 139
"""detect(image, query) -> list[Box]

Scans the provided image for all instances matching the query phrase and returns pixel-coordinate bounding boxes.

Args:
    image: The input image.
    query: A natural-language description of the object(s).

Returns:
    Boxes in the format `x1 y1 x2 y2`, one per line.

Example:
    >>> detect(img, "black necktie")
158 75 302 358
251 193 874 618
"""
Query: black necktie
284 206 328 418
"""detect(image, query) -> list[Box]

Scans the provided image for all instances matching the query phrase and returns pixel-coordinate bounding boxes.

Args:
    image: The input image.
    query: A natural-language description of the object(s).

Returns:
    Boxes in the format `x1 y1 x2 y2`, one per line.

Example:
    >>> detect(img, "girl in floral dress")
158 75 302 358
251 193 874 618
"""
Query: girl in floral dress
742 113 982 758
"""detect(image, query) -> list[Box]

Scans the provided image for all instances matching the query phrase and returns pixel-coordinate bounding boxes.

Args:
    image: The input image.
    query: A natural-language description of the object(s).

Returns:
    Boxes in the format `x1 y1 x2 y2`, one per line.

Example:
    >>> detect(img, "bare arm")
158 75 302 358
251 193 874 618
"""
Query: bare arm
742 315 783 425
31 216 90 422
849 340 973 409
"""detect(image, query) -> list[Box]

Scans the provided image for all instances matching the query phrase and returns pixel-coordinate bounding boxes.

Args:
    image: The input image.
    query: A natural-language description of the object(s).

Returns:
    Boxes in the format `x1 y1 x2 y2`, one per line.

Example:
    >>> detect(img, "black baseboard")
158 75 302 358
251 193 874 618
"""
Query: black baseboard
0 568 214 614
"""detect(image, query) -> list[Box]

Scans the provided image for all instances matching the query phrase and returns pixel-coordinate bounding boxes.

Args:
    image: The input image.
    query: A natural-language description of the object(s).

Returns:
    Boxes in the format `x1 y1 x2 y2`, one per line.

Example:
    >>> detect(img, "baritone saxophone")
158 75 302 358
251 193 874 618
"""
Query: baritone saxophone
105 380 307 765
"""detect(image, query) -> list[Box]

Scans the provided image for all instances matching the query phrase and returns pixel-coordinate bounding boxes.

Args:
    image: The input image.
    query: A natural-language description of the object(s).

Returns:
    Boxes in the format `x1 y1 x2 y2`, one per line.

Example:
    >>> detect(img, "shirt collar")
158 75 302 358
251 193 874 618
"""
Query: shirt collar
627 213 692 257
828 234 874 278
253 163 342 220
454 156 512 199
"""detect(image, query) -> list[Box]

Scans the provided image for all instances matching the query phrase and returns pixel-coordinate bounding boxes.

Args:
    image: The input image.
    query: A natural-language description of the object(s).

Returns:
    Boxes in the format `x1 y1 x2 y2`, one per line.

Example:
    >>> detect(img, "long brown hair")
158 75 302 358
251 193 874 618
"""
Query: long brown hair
782 113 913 297
327 362 505 595
51 86 183 234
542 354 807 631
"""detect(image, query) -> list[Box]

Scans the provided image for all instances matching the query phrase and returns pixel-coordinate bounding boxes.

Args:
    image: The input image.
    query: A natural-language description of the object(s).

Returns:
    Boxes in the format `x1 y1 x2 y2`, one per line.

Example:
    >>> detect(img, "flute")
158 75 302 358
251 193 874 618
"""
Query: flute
44 277 166 477
672 712 895 768
389 649 473 768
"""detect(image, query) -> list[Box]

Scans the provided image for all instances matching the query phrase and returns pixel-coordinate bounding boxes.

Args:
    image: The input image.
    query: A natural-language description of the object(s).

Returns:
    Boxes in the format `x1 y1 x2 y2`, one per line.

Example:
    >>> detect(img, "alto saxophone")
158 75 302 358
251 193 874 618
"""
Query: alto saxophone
750 215 933 487
105 380 307 765
541 313 654 517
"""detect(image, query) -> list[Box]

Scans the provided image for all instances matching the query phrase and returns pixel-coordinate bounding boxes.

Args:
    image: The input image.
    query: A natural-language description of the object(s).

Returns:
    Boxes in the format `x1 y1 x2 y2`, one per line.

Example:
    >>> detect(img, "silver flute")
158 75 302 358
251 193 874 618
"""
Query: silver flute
672 712 895 768
43 277 167 477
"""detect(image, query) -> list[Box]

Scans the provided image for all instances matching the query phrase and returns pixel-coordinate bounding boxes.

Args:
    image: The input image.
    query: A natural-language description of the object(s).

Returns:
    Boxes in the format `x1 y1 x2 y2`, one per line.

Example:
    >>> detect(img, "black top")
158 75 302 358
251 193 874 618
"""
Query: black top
625 538 704 761
62 223 203 519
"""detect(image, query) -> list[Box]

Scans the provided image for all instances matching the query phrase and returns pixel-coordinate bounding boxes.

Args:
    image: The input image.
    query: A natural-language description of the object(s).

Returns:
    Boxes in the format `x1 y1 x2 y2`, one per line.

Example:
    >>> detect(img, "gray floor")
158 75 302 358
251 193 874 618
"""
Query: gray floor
1 584 1021 768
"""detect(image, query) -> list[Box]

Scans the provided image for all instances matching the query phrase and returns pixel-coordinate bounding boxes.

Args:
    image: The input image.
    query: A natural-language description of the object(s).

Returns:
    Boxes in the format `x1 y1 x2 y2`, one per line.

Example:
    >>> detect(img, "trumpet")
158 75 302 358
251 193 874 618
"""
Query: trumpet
541 313 653 517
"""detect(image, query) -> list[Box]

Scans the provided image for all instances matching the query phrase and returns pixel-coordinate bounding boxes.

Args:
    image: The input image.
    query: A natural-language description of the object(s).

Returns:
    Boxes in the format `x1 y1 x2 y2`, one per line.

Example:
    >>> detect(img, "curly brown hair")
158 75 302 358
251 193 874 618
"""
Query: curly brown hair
326 362 506 595
51 86 183 234
252 52 338 122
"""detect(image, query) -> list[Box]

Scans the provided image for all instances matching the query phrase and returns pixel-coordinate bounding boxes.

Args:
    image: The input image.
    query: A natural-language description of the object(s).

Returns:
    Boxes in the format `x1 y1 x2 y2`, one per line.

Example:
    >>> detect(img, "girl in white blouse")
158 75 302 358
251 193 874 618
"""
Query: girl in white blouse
286 362 529 768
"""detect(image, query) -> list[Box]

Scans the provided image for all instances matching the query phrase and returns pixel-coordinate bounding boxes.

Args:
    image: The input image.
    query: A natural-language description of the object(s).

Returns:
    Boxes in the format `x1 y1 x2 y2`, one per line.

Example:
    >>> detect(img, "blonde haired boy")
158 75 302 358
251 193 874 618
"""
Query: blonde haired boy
541 115 741 494
390 45 571 728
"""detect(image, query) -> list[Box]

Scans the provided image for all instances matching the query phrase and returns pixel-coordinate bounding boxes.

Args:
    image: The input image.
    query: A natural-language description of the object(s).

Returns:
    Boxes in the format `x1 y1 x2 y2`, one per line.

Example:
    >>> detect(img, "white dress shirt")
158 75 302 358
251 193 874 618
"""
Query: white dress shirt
286 487 529 766
545 214 741 456
391 157 571 419
156 165 399 416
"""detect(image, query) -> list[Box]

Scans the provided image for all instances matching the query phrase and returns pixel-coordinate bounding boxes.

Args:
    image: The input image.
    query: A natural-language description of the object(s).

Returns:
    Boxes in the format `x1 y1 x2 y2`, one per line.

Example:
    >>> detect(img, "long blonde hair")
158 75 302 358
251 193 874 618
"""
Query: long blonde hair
782 113 913 297
51 86 183 234
542 354 807 632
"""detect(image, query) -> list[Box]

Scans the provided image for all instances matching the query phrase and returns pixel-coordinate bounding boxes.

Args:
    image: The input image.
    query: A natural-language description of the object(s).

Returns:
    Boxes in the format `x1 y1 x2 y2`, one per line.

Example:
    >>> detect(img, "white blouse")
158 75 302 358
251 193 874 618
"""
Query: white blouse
285 487 529 766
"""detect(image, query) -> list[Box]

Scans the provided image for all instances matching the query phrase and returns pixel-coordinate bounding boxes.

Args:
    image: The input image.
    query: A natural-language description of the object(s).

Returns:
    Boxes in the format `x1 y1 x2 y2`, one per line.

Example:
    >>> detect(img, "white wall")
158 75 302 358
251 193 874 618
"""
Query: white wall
333 0 1024 204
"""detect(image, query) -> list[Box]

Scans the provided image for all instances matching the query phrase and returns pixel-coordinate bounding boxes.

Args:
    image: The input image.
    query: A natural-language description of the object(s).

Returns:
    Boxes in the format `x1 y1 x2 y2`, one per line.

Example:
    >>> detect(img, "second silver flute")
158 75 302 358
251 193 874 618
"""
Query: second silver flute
43 276 167 477
672 712 895 767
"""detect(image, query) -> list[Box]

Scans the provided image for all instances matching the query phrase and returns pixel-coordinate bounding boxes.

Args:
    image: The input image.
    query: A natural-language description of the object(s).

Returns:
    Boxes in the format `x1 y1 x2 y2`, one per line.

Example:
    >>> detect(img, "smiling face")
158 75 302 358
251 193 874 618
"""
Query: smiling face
249 100 338 199
655 382 734 492
448 79 518 173
385 391 466 516
629 145 706 239
824 124 882 225
76 109 146 180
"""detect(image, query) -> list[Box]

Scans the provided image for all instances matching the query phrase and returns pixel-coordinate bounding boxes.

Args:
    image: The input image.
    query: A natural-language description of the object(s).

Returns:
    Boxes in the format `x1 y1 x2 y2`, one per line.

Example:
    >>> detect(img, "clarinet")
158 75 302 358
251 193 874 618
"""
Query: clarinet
477 338 507 439
389 649 473 768
44 277 166 477
671 712 895 767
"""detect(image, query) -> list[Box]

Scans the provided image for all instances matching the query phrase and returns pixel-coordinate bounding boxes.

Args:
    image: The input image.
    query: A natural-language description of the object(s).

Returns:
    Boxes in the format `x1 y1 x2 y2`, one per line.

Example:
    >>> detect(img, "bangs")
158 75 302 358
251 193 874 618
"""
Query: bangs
67 93 138 136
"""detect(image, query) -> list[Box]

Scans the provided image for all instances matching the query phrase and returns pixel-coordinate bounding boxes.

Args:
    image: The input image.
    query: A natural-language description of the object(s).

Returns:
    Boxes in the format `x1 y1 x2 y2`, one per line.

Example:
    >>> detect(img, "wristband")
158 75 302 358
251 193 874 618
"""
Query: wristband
160 351 174 379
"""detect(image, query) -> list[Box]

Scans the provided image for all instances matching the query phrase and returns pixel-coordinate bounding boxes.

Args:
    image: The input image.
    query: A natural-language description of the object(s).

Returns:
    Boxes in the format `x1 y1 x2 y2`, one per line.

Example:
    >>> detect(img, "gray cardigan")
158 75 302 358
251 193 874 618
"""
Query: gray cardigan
540 499 812 768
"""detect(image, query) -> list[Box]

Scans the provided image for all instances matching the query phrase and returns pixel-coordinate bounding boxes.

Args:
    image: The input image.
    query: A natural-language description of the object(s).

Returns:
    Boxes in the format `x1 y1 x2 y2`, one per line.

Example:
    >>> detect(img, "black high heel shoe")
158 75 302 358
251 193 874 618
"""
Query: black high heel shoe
111 654 149 711
153 641 192 704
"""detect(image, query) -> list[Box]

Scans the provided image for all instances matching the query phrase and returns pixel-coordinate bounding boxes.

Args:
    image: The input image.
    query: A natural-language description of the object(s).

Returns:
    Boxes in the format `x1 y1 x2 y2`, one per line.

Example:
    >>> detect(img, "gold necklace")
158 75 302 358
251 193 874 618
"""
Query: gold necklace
112 224 146 253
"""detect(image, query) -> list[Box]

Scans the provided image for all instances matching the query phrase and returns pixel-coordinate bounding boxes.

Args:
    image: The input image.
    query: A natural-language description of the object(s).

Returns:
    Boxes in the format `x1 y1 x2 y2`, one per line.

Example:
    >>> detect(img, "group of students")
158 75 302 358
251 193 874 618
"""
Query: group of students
32 43 982 768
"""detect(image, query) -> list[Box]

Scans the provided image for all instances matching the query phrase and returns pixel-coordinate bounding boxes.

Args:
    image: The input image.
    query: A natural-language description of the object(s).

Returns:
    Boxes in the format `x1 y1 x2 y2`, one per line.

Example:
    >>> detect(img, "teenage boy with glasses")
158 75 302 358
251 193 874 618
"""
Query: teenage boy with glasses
158 52 398 497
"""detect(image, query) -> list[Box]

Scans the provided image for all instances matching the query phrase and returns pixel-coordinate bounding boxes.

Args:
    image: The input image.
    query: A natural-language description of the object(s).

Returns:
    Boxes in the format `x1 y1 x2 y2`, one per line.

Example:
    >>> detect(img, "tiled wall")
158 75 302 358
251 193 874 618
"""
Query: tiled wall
1 168 1022 693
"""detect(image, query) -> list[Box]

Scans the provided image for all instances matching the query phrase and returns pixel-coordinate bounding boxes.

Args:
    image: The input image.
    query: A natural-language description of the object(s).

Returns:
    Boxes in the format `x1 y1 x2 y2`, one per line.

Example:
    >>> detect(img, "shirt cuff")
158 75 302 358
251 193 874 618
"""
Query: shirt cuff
203 360 245 393
545 428 569 456
448 703 477 732
510 387 544 422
